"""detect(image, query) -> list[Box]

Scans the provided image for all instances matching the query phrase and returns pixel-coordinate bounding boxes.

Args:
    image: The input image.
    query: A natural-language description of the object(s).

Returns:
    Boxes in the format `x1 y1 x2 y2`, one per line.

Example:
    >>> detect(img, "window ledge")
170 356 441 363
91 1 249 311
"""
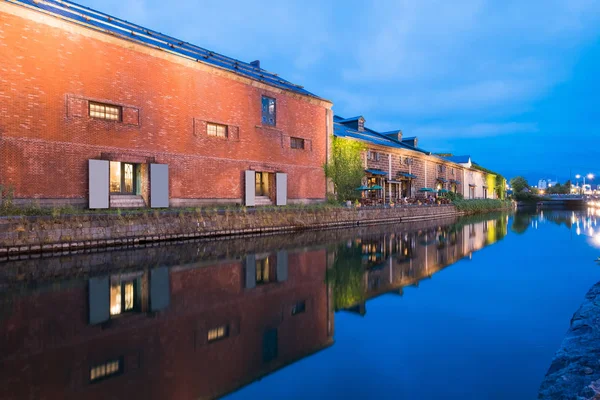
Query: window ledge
255 124 283 133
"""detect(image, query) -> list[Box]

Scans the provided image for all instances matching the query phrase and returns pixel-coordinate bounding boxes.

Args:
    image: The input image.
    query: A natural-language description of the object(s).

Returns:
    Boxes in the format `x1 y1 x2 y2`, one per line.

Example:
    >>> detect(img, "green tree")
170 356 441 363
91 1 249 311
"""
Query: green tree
510 176 529 193
323 137 366 201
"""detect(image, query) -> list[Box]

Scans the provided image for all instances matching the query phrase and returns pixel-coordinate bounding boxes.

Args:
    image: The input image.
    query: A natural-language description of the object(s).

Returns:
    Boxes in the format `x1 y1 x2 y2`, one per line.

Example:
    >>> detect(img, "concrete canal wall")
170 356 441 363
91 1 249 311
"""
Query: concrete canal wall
0 205 460 256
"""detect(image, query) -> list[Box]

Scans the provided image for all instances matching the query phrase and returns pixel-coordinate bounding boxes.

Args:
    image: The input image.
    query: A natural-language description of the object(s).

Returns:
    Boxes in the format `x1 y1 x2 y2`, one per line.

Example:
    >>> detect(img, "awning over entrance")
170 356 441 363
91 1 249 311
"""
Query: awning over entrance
436 178 448 183
398 172 417 179
469 184 476 187
450 179 461 184
365 169 387 176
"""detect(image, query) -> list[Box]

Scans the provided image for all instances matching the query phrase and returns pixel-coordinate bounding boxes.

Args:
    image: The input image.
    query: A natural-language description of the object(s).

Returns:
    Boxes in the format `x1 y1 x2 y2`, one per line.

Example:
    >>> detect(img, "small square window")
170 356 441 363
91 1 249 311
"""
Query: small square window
90 358 123 383
290 137 305 149
89 101 122 121
207 122 228 138
261 96 276 126
291 300 306 315
207 325 229 342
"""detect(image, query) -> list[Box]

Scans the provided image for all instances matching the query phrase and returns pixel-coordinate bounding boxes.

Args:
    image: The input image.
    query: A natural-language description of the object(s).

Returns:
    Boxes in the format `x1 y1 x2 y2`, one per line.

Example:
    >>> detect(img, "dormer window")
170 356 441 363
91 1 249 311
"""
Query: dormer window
358 117 365 132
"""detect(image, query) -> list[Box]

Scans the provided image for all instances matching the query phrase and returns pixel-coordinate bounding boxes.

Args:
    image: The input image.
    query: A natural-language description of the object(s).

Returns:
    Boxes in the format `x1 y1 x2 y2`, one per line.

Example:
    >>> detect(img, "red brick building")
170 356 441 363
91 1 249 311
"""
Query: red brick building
0 0 333 209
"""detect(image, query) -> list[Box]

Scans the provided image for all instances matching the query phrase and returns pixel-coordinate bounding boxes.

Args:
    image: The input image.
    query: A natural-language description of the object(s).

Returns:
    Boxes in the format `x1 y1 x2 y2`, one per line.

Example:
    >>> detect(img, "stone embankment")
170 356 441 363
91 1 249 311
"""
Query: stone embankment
0 205 460 256
539 282 600 400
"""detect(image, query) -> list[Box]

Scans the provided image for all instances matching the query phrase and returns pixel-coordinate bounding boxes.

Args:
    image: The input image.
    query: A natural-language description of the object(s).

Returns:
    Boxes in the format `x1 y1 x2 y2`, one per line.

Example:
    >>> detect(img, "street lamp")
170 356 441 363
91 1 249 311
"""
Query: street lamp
587 174 595 195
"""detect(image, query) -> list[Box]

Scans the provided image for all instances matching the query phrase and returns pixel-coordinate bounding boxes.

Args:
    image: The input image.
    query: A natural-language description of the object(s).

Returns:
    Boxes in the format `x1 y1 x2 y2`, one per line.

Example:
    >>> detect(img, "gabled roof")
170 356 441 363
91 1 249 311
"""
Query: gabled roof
440 155 472 164
7 0 324 100
335 116 364 123
333 115 430 155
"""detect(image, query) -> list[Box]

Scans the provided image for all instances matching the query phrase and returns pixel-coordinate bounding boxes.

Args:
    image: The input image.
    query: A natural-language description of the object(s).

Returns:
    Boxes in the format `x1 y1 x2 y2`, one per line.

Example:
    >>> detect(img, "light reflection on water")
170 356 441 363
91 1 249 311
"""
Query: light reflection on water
0 210 599 400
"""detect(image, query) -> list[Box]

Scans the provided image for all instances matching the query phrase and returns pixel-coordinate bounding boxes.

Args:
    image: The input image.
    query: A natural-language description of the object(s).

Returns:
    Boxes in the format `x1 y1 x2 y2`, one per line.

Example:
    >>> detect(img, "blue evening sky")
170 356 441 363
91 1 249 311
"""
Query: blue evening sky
78 0 600 184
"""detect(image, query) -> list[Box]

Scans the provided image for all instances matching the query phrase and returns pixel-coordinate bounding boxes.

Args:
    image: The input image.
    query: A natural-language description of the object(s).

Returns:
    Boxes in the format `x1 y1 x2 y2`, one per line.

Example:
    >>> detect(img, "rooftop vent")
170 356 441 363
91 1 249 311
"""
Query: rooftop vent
250 60 261 69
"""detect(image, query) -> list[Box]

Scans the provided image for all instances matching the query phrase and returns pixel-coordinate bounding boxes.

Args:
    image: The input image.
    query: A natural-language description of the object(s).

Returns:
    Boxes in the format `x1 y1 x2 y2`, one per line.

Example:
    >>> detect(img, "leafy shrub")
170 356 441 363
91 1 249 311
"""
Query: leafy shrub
452 199 512 213
513 192 546 203
441 191 464 201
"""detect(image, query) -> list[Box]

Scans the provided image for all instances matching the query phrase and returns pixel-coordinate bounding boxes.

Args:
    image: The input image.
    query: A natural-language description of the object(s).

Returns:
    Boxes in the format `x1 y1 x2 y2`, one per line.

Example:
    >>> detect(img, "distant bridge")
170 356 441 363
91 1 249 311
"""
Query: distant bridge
538 195 587 209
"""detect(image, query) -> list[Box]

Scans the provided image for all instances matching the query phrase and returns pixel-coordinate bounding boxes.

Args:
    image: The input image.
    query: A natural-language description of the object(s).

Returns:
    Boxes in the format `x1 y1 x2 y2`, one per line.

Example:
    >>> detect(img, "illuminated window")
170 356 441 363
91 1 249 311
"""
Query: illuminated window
89 101 121 121
207 122 228 138
207 325 229 342
261 96 276 126
110 279 139 316
256 257 275 285
290 137 305 149
291 300 306 315
90 358 122 383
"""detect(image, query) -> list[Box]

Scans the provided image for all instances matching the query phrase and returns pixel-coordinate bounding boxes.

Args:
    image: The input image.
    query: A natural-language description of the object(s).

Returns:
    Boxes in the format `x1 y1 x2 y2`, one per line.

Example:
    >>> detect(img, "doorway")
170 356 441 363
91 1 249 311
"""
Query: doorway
255 172 271 197
110 161 136 194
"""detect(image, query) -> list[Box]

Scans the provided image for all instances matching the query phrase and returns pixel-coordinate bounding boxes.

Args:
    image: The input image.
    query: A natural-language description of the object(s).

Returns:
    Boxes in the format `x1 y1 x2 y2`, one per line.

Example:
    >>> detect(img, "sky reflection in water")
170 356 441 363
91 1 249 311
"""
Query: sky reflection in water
1 210 599 400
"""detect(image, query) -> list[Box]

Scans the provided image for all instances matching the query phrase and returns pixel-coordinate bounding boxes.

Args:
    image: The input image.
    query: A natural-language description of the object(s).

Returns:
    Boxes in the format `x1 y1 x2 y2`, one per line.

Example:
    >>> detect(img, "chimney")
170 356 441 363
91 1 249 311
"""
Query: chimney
250 60 260 69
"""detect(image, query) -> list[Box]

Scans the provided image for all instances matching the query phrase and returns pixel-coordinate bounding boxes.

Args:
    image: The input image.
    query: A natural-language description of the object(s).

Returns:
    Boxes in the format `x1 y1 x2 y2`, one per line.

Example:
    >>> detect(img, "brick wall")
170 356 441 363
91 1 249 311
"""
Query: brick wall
361 144 471 197
0 3 331 206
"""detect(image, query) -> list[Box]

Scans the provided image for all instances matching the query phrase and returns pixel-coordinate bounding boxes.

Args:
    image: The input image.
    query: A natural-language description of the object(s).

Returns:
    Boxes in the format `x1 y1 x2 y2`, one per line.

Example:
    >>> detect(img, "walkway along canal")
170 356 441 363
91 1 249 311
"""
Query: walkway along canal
1 209 599 399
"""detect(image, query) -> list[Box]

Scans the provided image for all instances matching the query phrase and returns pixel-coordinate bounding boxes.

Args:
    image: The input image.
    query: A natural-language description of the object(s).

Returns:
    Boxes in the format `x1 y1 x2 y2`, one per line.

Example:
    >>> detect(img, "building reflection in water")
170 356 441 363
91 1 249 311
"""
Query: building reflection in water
0 214 508 399
328 215 509 315
511 209 600 249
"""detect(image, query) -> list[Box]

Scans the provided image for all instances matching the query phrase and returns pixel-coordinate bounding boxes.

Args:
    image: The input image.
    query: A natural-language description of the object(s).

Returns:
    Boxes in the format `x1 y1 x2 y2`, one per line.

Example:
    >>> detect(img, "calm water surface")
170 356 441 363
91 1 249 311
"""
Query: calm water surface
1 210 600 399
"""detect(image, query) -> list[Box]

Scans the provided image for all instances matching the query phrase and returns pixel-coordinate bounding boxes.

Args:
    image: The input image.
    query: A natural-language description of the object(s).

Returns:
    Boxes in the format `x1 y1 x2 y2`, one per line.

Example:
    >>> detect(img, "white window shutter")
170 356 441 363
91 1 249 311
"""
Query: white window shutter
245 170 256 206
245 255 256 289
88 159 109 209
276 250 288 282
150 164 169 208
276 173 287 206
150 267 170 311
88 277 110 325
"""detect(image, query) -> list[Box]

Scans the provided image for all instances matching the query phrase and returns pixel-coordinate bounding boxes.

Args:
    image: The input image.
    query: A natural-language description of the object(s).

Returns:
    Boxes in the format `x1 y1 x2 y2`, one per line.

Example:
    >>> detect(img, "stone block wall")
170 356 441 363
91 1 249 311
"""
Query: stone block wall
0 205 459 256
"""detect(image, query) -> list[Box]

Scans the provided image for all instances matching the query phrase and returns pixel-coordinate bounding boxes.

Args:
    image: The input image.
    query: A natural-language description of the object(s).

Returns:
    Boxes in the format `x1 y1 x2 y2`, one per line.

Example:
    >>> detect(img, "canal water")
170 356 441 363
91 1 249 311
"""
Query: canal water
1 210 600 399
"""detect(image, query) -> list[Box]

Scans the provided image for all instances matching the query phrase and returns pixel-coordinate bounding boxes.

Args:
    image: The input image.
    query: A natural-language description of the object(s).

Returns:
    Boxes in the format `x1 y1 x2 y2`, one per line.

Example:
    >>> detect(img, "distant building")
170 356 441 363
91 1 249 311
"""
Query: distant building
537 179 558 190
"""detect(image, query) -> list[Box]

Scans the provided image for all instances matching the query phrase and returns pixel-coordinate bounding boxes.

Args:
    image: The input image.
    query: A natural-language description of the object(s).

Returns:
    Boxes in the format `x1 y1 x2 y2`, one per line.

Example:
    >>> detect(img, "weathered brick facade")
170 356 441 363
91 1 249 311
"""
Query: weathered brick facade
0 2 332 208
335 116 496 200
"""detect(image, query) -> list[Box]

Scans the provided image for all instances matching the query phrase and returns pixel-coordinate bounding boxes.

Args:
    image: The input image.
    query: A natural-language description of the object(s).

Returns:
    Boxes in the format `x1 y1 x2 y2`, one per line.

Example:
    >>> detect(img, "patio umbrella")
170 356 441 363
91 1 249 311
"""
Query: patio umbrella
355 185 370 191
419 187 435 192
369 185 383 190
438 189 449 193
